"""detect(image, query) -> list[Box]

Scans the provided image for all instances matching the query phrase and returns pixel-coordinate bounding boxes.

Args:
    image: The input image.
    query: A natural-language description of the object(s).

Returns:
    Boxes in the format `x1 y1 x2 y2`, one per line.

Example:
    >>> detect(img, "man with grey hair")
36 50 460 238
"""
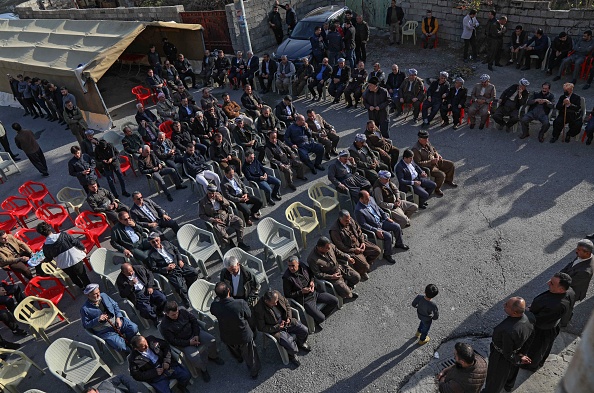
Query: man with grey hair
242 51 259 87
373 170 418 228
328 150 371 201
276 55 296 95
559 239 593 327
293 57 314 97
220 255 260 307
349 133 386 184
230 51 246 90
122 126 144 160
396 69 425 121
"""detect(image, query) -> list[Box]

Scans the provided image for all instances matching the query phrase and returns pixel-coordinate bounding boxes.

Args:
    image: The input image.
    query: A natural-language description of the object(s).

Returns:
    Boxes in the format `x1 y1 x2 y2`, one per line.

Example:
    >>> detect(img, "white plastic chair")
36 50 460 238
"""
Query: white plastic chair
401 21 418 45
308 182 340 227
56 187 87 215
223 247 269 286
0 152 21 181
13 295 70 343
89 248 129 291
177 224 220 278
45 338 113 393
256 217 301 272
0 349 45 393
285 202 320 249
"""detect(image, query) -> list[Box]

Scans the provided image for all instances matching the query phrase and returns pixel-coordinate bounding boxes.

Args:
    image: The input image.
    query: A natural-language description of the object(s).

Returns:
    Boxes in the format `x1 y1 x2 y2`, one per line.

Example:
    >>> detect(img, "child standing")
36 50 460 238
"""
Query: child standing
412 284 439 345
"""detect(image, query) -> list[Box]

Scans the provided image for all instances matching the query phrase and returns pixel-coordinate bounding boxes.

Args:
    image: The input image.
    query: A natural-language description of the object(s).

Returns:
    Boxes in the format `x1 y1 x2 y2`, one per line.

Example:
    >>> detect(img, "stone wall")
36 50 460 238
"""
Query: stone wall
226 0 344 54
16 2 184 21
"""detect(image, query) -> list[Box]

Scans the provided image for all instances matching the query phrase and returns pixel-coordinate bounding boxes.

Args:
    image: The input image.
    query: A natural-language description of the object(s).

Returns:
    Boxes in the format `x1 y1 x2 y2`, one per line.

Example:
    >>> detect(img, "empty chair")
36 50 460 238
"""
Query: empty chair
176 223 220 278
0 152 21 180
132 85 154 106
187 279 218 328
307 182 340 227
56 187 86 215
45 338 113 393
401 21 419 45
13 295 70 343
75 211 110 248
1 196 33 228
24 276 75 308
34 203 73 232
223 247 269 287
0 212 18 232
14 228 45 252
89 248 128 291
18 181 56 209
40 262 76 292
285 202 320 249
256 217 300 272
0 348 45 393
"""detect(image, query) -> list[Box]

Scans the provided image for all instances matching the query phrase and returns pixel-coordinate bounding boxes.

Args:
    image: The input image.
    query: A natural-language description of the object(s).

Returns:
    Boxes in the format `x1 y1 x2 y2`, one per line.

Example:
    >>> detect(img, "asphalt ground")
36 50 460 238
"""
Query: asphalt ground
1 34 593 392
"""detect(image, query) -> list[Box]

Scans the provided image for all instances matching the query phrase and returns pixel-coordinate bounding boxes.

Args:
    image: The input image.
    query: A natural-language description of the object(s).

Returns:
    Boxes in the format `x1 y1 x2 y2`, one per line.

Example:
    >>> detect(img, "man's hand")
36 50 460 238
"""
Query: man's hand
348 257 355 265
214 218 225 225
331 272 341 279
163 214 171 221
178 260 184 268
420 171 427 178
167 263 176 271
519 355 531 364
148 222 158 228
400 98 404 103
116 317 122 328
123 249 133 257
147 287 154 295
99 313 109 322
412 98 418 102
414 180 421 186
156 367 164 375
427 97 432 102
376 230 384 239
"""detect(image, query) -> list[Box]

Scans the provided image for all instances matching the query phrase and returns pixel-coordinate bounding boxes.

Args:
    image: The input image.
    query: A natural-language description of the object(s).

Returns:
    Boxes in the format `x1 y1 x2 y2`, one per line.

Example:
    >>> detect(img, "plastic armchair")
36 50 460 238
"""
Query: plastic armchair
102 130 125 154
159 120 174 140
118 155 136 177
262 306 301 365
14 228 46 252
24 276 75 310
75 211 110 247
2 196 34 228
66 229 95 270
40 262 77 292
132 85 154 106
314 278 343 309
0 152 21 180
89 248 128 291
307 182 340 227
56 187 86 215
176 224 219 278
288 297 332 334
35 203 74 232
45 338 113 393
84 309 132 365
18 181 56 209
0 348 45 393
122 298 151 330
187 279 218 328
0 212 18 232
401 21 418 45
285 202 320 249
223 247 269 287
13 295 70 343
256 217 300 272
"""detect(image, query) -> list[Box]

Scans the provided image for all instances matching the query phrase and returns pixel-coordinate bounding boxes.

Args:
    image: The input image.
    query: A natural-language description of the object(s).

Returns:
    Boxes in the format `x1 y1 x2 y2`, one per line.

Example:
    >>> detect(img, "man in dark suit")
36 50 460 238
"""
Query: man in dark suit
265 131 306 191
210 282 261 379
146 233 198 308
395 149 436 208
241 84 265 120
200 49 215 87
550 82 583 143
116 262 167 326
328 58 351 104
129 335 191 393
308 57 333 100
441 77 468 129
219 255 260 308
363 77 391 138
257 54 277 94
221 166 262 225
348 134 389 184
274 95 298 126
242 51 259 87
328 150 371 201
306 109 340 159
110 211 151 264
130 192 180 235
559 239 593 327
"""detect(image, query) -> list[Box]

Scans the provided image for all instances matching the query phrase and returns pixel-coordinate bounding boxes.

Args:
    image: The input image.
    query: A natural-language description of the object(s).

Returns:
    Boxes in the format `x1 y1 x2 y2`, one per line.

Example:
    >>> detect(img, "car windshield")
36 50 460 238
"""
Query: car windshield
290 21 320 40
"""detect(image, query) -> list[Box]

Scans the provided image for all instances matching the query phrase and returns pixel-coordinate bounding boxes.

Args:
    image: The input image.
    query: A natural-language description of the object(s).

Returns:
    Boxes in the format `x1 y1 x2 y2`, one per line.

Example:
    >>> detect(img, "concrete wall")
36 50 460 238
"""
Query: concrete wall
226 0 344 54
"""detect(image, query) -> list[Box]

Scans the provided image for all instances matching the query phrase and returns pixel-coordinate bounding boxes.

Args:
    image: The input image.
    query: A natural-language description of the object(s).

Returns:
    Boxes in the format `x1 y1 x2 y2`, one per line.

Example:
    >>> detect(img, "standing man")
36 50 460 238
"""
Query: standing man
162 37 177 63
461 9 479 62
268 5 284 45
412 130 457 197
386 0 404 45
550 82 583 143
0 121 19 161
486 16 508 71
12 123 48 177
482 297 533 393
210 282 261 379
63 100 88 145
354 15 369 63
284 3 297 35
373 171 418 228
342 20 356 69
421 10 439 49
519 82 555 141
559 239 593 327
363 77 391 138
147 44 162 76
201 49 215 87
310 27 326 65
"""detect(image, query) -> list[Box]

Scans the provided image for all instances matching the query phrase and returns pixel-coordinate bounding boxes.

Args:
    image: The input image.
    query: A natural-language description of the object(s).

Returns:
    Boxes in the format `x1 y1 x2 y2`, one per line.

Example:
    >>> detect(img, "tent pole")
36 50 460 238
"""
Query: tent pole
93 81 114 129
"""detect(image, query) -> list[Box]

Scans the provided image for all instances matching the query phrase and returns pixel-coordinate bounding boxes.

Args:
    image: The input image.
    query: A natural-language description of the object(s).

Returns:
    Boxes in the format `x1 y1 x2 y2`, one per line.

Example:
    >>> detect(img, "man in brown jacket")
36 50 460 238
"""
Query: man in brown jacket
364 120 400 169
468 74 496 129
264 131 306 191
12 123 49 176
0 230 37 279
221 93 242 120
395 69 426 121
306 236 361 299
412 130 457 197
373 171 418 227
305 109 340 159
329 210 381 280
437 342 487 393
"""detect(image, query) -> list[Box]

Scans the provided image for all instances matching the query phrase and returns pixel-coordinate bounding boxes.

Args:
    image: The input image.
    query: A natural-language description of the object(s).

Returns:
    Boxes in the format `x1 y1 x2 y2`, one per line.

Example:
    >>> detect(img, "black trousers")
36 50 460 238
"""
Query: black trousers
26 148 48 175
226 340 261 377
236 195 263 221
0 135 18 159
62 260 91 289
524 326 560 370
179 70 196 88
156 218 180 234
0 310 19 330
355 42 367 63
482 345 520 393
304 292 339 324
463 34 477 60
166 265 198 304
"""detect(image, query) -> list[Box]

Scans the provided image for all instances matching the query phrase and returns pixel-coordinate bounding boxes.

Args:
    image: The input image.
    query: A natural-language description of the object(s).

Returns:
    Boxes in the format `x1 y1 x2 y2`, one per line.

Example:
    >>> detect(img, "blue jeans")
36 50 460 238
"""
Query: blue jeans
149 364 191 393
417 319 432 341
98 317 138 352
344 49 355 69
257 176 281 201
297 142 324 169
103 168 128 197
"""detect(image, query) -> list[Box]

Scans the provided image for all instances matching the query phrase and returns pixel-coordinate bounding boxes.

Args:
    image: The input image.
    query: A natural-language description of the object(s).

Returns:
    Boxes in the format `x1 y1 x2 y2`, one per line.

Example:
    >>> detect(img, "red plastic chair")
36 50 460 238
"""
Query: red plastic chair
66 228 94 270
24 277 74 320
34 203 74 232
118 155 136 177
14 228 46 253
159 120 174 140
132 85 155 106
75 211 110 248
0 212 18 232
18 181 56 209
2 266 29 285
1 196 34 228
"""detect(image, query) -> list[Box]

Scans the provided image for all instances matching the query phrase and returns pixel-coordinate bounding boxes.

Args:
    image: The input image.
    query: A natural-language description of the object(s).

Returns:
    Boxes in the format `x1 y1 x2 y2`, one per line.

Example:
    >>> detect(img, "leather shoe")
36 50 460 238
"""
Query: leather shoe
310 168 317 175
478 123 485 130
349 292 359 299
200 369 211 382
166 194 173 202
267 199 276 206
585 233 594 240
445 181 458 187
469 123 475 129
12 328 28 337
385 255 397 264
553 76 561 81
288 183 297 191
272 194 282 201
314 164 325 171
434 189 444 197
298 342 312 352
238 242 251 251
289 355 301 366
175 184 188 190
297 176 308 181
361 272 369 281
395 244 410 251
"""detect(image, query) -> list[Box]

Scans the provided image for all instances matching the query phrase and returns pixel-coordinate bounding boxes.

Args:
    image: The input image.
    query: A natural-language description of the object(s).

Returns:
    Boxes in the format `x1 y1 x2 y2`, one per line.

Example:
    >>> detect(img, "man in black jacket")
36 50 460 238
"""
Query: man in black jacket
519 82 555 140
265 131 306 191
268 5 284 44
257 54 277 94
492 78 530 132
386 0 404 45
274 95 297 125
130 192 180 234
137 145 187 202
174 53 197 90
116 263 166 326
219 255 260 308
354 15 369 63
242 150 281 205
221 166 262 225
201 49 215 87
210 282 261 379
110 211 151 264
441 77 468 129
550 82 583 143
308 58 332 100
328 58 351 104
421 71 450 128
183 144 221 194
559 239 593 327
147 233 198 308
86 180 129 225
68 145 98 194
343 20 356 69
386 64 405 110
129 335 191 393
363 77 391 138
546 32 573 75
344 61 368 108
241 84 265 120
160 301 223 382
213 51 231 88
121 126 144 160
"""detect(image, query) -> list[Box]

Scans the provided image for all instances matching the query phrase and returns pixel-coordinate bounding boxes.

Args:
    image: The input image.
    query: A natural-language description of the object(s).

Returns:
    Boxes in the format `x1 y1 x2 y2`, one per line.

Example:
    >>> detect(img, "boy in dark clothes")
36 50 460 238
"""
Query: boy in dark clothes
412 284 439 345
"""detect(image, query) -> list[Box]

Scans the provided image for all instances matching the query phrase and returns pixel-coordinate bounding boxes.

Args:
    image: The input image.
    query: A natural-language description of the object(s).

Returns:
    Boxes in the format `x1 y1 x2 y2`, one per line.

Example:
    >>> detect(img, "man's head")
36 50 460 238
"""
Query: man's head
118 210 134 226
583 30 593 41
65 100 74 110
354 133 366 148
222 164 235 180
164 301 180 320
87 180 99 193
488 10 496 19
262 106 271 117
338 150 350 163
576 239 593 259
337 58 346 68
147 69 154 77
391 64 399 74
283 95 292 105
535 28 543 38
222 93 231 103
263 53 270 62
306 109 316 121
322 57 330 66
11 123 22 132
36 221 53 237
357 61 365 70
563 82 574 95
84 283 101 302
402 149 414 163
136 103 145 113
366 120 377 131
454 76 464 89
120 262 135 277
314 26 321 36
541 82 551 95
425 284 439 298
0 230 9 245
356 15 363 23
358 190 371 204
469 9 477 16
157 93 166 102
515 25 523 34
368 77 379 92
245 150 255 163
236 50 243 58
215 281 230 298
338 209 351 227
407 68 418 81
244 84 253 95
439 71 448 84
454 342 476 368
373 63 381 72
148 232 162 248
185 144 196 157
131 335 148 352
378 170 391 185
418 130 429 146
157 132 166 143
268 131 278 144
213 132 223 145
60 86 69 95
548 272 571 293
123 126 132 136
316 236 332 253
172 122 182 134
559 31 568 41
273 5 279 12
295 114 306 126
224 255 241 275
503 296 526 317
141 145 151 157
287 256 300 273
178 53 186 62
426 10 432 18
207 184 218 200
132 191 144 206
263 290 279 308
281 55 288 64
480 73 490 86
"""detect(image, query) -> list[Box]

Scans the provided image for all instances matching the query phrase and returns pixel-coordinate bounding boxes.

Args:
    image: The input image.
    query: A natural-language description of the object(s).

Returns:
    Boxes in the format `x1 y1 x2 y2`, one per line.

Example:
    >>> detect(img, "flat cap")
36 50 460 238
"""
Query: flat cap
83 283 99 295
354 134 366 142
418 130 429 138
378 170 391 179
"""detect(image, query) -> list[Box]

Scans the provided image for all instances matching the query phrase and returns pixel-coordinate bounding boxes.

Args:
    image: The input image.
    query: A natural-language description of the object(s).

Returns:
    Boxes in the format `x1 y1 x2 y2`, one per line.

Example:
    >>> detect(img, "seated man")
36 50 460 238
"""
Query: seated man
229 51 247 90
554 30 594 85
285 115 325 174
546 32 573 76
344 61 368 108
373 170 418 228
220 256 260 308
204 104 231 141
221 166 262 226
121 126 144 161
551 82 583 143
254 290 311 367
171 120 206 156
221 92 241 120
421 71 450 128
156 93 178 122
508 25 528 66
256 106 283 135
349 134 389 185
306 109 340 159
68 145 97 194
412 130 457 197
153 132 184 171
0 230 37 279
293 57 314 97
200 88 219 109
116 262 167 326
265 131 306 191
147 233 198 309
208 132 242 173
328 150 371 201
257 53 277 94
385 64 405 111
328 58 351 104
396 149 436 208
274 95 297 126
81 129 99 157
189 111 212 147
308 57 333 101
174 53 196 89
183 144 221 193
80 284 139 353
137 145 187 202
111 211 151 264
282 256 338 328
329 209 382 276
440 77 468 129
517 28 549 71
233 118 265 161
243 149 282 205
493 78 530 132
84 375 142 393
162 60 182 88
363 120 399 169
275 55 296 95
519 82 555 140
368 62 386 87
135 103 160 127
467 74 496 129
177 96 199 122
212 51 231 87
584 108 594 145
436 342 487 392
198 184 250 251
86 180 129 225
130 192 180 235
421 10 438 49
129 335 192 393
242 51 259 87
395 69 425 121
241 84 265 120
146 69 170 99
355 190 409 259
307 236 360 299
160 301 224 383
138 119 159 144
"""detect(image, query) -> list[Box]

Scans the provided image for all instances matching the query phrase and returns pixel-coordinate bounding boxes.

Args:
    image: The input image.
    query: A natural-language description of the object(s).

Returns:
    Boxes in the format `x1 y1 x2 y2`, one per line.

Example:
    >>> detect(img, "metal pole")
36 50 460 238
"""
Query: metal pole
93 81 114 129
234 0 252 53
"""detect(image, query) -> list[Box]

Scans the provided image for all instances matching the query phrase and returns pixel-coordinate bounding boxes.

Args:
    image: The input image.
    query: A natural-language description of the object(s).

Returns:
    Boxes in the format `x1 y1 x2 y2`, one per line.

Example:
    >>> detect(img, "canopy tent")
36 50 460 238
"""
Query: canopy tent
0 19 204 129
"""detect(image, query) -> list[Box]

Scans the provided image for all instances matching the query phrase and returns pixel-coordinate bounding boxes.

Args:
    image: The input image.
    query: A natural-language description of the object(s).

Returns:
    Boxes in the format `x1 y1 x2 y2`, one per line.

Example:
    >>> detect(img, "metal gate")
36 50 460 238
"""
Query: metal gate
346 0 391 28
180 11 234 53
